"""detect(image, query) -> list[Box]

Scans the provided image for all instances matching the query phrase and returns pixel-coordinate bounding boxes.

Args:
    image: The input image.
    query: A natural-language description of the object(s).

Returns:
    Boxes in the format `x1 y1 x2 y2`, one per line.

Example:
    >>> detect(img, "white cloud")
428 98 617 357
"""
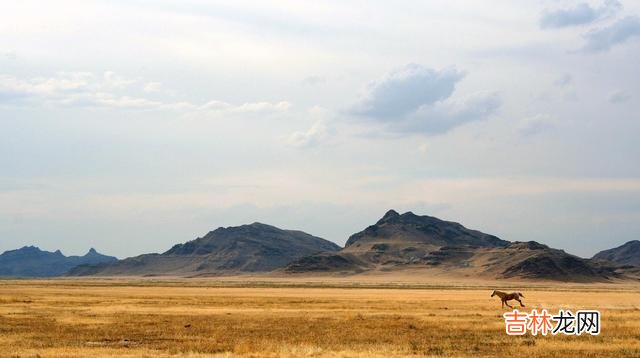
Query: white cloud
581 16 640 52
101 71 136 90
232 101 291 113
143 81 163 93
540 0 622 29
407 92 501 135
349 64 499 135
0 72 291 115
286 120 331 148
351 64 465 120
196 100 291 117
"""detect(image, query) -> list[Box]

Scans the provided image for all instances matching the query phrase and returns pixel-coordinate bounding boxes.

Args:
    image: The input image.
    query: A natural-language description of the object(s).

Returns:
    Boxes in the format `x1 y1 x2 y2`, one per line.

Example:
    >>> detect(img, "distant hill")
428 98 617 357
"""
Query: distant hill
68 222 340 276
0 246 117 277
285 210 621 282
423 241 617 282
285 210 508 273
342 209 509 263
593 240 640 266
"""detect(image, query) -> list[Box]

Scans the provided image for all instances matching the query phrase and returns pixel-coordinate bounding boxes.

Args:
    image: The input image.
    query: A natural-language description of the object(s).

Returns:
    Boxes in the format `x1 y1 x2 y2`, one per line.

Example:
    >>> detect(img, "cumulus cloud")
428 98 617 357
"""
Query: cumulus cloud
101 71 136 90
581 16 640 52
608 90 631 103
405 92 501 135
540 0 622 29
286 120 331 148
286 106 334 148
143 81 163 93
349 64 499 135
351 64 465 120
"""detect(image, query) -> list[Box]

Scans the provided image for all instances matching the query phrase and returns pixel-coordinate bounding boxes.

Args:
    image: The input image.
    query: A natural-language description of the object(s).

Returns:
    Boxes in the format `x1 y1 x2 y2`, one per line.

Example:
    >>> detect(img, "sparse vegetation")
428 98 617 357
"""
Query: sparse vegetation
0 278 639 357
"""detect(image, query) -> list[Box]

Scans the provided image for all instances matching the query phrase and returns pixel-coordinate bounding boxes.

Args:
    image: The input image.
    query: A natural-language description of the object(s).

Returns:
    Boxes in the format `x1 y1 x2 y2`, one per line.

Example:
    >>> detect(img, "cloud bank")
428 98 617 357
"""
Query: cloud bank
0 72 290 116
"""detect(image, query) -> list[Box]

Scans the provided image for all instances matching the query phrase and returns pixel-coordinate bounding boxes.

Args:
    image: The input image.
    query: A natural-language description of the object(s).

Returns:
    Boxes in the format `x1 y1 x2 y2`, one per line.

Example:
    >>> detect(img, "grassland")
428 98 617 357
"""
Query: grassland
1 278 639 357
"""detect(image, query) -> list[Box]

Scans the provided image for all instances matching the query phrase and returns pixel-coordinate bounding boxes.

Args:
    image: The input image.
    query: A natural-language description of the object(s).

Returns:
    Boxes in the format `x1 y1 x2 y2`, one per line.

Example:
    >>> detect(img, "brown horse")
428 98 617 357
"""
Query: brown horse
491 290 525 308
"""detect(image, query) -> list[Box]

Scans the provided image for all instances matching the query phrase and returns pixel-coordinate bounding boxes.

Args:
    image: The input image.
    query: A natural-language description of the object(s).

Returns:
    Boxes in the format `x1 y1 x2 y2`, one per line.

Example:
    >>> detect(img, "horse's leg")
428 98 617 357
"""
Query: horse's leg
505 300 513 308
517 299 525 307
501 300 504 308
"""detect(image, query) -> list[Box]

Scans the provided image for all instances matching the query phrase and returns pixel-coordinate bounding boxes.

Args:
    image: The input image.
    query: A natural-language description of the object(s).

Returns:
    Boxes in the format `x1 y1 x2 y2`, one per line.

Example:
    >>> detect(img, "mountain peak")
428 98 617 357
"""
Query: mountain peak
379 209 400 222
249 222 274 228
20 245 41 252
346 211 508 249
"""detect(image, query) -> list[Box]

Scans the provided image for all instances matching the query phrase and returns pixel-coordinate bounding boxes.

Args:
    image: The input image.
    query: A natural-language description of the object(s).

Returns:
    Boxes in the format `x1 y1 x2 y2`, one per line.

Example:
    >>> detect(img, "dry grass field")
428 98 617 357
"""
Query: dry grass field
1 278 640 357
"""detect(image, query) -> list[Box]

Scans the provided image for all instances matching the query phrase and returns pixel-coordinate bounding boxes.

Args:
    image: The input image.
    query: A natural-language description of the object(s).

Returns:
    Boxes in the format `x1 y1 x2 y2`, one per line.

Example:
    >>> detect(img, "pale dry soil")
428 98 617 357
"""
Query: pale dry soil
0 278 639 357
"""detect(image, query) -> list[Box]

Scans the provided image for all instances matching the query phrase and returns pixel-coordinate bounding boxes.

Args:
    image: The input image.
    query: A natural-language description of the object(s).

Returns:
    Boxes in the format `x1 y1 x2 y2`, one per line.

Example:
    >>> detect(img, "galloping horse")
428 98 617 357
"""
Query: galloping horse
491 290 525 308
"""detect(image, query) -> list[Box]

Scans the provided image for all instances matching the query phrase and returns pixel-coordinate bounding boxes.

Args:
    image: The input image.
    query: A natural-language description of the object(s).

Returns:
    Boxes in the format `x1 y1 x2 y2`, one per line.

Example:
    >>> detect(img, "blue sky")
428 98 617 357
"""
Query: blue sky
1 0 639 258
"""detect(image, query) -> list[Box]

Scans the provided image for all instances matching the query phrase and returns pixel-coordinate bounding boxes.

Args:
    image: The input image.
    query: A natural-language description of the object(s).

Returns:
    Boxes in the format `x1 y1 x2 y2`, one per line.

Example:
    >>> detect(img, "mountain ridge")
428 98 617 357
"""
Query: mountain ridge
68 222 340 276
593 240 640 266
10 210 633 282
0 246 117 277
284 210 624 282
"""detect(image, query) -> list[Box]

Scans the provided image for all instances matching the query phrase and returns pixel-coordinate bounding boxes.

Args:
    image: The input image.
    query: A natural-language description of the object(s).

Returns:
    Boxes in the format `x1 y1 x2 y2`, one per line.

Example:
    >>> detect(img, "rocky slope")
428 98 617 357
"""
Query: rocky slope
0 246 117 277
68 222 340 276
592 240 640 266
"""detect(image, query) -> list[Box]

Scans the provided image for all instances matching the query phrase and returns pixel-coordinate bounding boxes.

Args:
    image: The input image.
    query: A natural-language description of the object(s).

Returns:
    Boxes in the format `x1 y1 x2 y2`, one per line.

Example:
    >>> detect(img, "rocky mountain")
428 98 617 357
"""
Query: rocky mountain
342 210 508 263
68 222 340 276
285 210 621 282
0 246 117 277
592 240 640 266
285 210 508 273
422 241 618 282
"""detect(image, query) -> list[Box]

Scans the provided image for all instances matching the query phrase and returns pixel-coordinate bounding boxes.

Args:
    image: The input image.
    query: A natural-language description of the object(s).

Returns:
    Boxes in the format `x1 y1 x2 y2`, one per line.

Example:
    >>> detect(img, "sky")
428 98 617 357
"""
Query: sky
1 0 639 259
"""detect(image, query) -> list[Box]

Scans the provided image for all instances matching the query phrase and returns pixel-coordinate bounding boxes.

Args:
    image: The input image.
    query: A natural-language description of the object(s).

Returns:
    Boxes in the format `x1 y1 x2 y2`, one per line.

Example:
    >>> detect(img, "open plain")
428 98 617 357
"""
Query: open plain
1 277 639 357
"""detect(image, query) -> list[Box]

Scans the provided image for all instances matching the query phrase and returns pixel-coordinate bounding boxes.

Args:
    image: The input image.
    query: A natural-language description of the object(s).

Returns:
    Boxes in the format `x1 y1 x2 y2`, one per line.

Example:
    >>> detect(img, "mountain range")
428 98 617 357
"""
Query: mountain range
283 210 623 282
67 222 340 276
4 210 639 281
0 246 116 277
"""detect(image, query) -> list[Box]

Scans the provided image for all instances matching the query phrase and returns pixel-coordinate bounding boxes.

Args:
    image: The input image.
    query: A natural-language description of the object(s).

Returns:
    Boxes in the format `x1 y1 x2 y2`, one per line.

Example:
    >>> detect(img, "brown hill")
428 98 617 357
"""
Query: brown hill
68 223 340 276
284 210 621 282
592 240 640 266
422 241 618 282
342 210 508 265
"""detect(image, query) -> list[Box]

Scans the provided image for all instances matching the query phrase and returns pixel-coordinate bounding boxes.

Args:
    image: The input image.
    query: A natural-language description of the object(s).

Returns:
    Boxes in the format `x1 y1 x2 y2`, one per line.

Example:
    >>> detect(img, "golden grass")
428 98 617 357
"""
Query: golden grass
1 278 639 357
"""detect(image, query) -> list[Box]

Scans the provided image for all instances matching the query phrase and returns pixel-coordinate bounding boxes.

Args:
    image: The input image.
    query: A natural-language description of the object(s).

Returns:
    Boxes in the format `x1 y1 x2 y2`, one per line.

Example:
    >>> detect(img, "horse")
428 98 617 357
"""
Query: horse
491 290 525 308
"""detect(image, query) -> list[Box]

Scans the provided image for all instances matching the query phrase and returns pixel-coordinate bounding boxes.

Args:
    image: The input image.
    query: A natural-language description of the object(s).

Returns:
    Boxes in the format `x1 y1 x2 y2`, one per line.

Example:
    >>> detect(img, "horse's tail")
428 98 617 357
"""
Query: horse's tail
518 292 524 298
